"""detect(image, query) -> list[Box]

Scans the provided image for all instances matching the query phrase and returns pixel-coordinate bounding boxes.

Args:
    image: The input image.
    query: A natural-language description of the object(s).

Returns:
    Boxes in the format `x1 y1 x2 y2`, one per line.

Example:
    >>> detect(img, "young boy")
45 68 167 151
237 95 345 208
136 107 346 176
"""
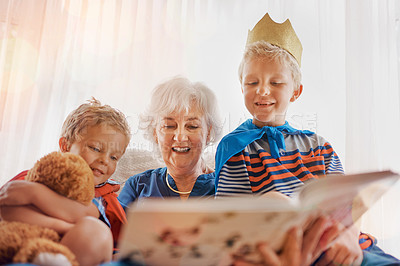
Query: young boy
0 98 131 265
215 13 399 265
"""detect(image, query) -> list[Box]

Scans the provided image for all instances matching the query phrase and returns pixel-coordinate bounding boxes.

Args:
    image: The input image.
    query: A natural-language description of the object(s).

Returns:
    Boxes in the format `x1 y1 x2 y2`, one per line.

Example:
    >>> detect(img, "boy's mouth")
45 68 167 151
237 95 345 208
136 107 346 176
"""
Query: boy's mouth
255 102 274 106
91 167 104 176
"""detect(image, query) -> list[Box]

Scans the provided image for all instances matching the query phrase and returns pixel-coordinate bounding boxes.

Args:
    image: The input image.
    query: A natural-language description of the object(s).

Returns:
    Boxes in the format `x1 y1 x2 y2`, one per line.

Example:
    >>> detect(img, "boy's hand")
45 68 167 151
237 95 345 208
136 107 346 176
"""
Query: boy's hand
301 216 341 266
1 205 74 234
0 180 35 206
314 224 363 266
260 191 291 202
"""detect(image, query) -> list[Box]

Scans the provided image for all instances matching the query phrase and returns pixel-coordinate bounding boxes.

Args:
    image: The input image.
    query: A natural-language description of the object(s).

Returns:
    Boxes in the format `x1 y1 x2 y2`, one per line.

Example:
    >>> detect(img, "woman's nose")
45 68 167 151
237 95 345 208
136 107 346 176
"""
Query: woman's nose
173 127 188 141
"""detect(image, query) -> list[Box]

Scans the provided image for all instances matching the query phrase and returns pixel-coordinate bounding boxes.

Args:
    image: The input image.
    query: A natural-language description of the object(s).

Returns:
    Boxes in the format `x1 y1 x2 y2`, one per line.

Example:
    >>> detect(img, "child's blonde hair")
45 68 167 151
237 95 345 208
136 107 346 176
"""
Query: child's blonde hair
238 41 302 89
61 98 131 146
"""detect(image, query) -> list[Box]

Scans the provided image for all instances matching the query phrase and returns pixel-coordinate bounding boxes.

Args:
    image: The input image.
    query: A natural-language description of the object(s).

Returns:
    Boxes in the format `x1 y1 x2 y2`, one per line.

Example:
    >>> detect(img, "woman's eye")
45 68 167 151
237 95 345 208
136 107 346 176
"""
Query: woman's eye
245 81 258 85
187 125 199 130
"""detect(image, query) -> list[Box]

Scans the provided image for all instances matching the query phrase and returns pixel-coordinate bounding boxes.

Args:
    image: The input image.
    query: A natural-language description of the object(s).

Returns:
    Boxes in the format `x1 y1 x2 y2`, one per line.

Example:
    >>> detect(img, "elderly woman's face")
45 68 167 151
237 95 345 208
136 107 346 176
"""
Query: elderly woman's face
155 105 209 175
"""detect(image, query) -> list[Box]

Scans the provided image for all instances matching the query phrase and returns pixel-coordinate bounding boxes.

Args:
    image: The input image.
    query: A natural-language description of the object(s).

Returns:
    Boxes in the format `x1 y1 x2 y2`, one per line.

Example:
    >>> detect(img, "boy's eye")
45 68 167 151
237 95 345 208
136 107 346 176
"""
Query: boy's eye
89 146 101 152
245 81 258 85
111 155 118 161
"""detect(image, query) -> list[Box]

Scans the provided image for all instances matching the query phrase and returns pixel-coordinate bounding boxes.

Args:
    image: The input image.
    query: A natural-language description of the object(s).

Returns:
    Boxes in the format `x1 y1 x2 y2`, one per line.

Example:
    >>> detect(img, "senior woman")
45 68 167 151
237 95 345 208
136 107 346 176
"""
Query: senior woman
118 76 222 206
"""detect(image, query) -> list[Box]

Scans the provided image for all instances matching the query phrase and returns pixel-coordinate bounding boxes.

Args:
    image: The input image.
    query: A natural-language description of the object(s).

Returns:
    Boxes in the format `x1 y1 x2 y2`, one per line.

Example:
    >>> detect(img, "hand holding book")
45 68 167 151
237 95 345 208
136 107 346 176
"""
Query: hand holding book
233 216 345 266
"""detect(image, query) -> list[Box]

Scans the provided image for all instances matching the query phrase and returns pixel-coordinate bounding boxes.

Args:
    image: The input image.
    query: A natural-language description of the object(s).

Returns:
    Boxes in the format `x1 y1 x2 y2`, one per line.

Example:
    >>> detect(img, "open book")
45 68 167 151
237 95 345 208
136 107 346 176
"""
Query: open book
117 170 399 266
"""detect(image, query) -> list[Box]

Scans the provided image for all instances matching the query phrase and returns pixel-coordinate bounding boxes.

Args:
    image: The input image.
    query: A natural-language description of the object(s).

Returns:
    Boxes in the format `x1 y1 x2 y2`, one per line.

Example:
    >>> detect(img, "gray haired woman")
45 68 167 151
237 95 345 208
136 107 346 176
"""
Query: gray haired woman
118 76 222 204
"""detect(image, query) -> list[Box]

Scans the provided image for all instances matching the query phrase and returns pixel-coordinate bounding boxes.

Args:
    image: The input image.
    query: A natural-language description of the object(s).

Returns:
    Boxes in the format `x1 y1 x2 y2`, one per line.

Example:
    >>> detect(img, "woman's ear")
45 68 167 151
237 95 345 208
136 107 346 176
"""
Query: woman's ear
206 126 212 144
290 84 303 102
59 137 71 152
153 129 158 144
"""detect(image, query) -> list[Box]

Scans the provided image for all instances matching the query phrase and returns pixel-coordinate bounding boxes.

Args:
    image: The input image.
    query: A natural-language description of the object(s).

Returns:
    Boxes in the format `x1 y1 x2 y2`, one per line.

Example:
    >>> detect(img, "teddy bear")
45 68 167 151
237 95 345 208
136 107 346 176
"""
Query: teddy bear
0 151 95 266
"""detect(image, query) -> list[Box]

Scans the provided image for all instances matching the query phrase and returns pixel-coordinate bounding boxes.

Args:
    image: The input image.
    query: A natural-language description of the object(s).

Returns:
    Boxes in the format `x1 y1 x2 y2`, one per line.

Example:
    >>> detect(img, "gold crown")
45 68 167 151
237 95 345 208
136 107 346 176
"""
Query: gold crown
246 13 303 66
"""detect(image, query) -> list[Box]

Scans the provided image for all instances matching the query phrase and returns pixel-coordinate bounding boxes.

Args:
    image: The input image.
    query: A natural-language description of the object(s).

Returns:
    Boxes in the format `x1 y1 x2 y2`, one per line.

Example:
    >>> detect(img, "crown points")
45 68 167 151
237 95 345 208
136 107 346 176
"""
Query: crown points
246 13 303 66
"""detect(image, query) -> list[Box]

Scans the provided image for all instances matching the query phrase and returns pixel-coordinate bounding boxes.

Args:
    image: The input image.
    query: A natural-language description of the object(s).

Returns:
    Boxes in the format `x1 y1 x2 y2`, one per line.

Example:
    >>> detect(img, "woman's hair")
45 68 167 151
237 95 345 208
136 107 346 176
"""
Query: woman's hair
238 41 302 89
61 97 131 145
140 76 222 145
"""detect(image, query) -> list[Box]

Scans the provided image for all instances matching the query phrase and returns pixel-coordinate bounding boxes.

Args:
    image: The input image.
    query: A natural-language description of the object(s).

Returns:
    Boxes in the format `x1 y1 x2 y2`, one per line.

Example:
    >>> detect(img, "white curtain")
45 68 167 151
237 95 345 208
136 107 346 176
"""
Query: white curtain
346 0 400 257
0 0 399 257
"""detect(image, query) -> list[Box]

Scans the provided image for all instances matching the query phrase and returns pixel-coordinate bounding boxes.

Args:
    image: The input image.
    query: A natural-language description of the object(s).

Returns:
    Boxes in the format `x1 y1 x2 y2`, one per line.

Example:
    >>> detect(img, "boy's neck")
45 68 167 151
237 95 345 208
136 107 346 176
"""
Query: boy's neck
252 118 286 128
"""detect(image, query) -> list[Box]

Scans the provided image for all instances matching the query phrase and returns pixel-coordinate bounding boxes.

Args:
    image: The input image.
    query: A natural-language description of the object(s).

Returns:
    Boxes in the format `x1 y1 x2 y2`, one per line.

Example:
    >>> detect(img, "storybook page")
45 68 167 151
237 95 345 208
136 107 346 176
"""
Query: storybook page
117 170 399 266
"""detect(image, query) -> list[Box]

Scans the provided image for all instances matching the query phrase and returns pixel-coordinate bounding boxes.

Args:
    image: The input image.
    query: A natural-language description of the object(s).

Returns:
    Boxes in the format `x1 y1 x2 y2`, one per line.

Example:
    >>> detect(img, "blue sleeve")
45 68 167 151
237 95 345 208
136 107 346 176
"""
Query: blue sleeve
117 175 139 211
92 197 110 227
361 245 400 266
313 240 400 266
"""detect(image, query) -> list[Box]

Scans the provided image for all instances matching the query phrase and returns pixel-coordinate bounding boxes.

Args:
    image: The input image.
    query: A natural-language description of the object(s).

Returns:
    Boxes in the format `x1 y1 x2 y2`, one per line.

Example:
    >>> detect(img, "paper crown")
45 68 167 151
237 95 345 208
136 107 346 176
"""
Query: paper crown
246 13 303 66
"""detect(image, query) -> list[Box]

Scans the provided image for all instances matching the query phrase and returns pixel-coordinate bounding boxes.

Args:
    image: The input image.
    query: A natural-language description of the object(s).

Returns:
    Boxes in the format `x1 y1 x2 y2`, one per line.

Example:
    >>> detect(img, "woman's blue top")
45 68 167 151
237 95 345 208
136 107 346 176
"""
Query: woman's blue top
117 167 215 210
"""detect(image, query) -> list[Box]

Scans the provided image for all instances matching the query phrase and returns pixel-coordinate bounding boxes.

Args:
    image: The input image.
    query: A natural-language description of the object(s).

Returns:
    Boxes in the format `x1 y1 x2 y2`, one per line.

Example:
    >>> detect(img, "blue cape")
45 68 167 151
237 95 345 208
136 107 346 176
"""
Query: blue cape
214 119 314 186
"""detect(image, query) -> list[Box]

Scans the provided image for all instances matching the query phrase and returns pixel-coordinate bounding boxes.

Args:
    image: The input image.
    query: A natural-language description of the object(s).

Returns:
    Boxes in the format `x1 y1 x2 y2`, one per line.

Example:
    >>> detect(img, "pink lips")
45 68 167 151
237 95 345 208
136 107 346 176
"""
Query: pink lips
172 147 190 153
92 168 104 176
255 101 274 106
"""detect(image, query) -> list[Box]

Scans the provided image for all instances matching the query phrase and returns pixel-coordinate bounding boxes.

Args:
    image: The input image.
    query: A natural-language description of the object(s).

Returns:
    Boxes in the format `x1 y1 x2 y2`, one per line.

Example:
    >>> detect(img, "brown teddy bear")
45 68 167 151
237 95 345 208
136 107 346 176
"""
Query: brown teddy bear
0 151 95 266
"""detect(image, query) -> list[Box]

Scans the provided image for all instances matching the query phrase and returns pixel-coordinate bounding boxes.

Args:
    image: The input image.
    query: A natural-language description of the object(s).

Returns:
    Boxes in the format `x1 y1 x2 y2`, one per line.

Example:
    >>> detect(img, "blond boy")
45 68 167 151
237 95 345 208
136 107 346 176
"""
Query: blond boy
215 13 398 265
0 98 131 265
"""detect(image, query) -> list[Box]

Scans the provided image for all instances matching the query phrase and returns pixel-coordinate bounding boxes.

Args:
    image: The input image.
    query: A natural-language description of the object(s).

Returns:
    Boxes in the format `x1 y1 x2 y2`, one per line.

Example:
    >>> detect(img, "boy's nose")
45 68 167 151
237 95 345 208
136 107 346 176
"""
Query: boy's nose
257 85 271 96
99 153 109 165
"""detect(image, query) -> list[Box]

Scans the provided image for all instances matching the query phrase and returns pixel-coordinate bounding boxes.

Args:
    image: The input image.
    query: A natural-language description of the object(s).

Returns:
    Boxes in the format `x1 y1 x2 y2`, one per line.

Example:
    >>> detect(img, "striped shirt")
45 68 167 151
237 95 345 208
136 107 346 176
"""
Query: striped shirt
216 132 344 197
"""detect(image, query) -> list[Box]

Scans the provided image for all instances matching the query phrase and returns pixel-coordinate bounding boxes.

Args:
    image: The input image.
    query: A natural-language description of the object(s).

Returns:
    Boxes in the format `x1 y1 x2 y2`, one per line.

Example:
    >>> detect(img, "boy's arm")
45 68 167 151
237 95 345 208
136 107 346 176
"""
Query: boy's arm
0 180 99 223
0 205 74 235
322 141 344 175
